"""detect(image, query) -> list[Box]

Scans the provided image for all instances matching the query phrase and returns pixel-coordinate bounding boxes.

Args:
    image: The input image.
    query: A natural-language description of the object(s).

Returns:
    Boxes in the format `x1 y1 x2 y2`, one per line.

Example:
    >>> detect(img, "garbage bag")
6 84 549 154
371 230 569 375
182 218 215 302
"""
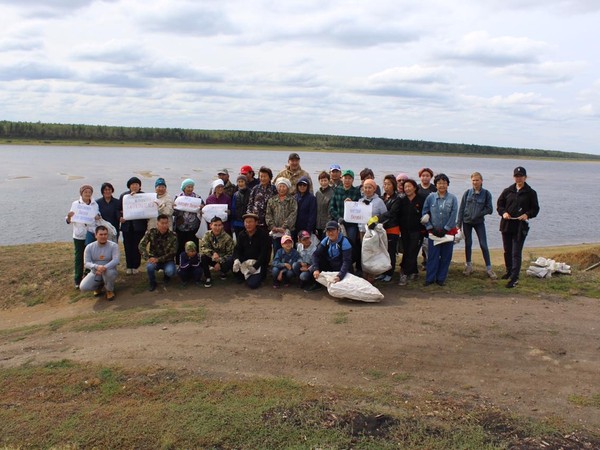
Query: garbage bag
317 271 383 302
361 223 391 275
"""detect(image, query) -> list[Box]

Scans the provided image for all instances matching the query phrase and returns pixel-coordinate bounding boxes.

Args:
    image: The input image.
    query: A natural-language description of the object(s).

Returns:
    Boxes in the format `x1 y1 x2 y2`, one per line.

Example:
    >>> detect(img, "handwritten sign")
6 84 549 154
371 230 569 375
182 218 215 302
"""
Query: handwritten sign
71 203 97 224
343 201 372 224
174 195 204 212
202 204 228 223
122 193 158 220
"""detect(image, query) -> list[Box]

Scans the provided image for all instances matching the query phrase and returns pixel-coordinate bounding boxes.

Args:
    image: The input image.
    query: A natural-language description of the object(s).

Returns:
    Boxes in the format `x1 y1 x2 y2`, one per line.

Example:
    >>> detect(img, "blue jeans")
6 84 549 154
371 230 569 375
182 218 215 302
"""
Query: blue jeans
272 266 295 283
463 222 491 267
146 261 177 285
426 239 454 284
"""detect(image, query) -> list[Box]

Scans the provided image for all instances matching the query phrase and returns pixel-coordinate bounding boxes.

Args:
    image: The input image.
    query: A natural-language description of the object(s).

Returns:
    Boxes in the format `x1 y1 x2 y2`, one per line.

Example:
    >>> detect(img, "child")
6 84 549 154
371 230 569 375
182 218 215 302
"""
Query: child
178 241 202 285
293 230 317 287
272 234 300 288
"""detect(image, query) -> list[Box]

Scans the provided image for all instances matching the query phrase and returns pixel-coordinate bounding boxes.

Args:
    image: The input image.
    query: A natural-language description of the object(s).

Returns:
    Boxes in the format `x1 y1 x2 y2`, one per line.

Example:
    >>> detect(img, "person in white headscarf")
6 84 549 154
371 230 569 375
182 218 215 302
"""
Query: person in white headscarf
205 178 232 235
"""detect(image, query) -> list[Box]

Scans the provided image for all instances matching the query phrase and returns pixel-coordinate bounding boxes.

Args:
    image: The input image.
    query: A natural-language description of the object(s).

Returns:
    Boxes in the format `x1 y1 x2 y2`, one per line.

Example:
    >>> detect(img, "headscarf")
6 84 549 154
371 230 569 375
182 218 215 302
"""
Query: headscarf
181 178 195 191
275 177 291 189
185 241 197 252
79 184 93 195
155 177 166 188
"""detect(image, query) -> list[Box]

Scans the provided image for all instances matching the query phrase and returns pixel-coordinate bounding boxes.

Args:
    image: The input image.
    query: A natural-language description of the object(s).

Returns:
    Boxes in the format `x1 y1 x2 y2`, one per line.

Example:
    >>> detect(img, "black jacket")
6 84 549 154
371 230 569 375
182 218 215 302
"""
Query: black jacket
497 182 539 234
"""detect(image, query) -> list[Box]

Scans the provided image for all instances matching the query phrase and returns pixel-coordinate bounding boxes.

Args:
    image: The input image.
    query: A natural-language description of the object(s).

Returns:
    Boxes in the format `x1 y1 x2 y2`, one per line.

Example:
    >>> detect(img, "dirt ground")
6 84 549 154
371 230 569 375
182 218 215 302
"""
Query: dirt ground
1 278 599 431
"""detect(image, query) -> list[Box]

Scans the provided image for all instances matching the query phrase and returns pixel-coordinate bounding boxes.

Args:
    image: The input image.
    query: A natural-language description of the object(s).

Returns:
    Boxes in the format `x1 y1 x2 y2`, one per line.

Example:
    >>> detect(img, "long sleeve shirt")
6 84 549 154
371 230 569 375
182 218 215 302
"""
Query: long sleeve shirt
138 228 178 263
84 240 120 271
422 192 458 232
329 185 361 221
233 227 271 270
199 230 235 263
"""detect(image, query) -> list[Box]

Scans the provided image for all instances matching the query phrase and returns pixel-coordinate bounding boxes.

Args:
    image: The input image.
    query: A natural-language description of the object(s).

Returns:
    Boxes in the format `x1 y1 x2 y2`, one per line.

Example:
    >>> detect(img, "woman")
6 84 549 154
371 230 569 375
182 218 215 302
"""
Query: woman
96 182 120 242
173 178 203 264
231 175 251 239
266 177 297 254
294 176 317 240
398 179 427 285
395 173 408 197
247 166 277 229
315 171 333 239
359 179 386 280
205 179 232 235
66 184 100 288
119 177 148 274
374 175 402 282
148 177 174 230
422 173 458 286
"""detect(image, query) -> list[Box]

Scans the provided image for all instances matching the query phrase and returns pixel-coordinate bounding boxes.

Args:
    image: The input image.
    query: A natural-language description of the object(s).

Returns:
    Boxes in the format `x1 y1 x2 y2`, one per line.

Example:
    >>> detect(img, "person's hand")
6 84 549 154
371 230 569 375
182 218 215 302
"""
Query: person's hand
502 212 511 220
420 214 430 225
435 228 447 238
96 265 106 274
517 214 528 221
313 270 320 279
333 275 340 283
247 266 257 275
284 263 291 270
213 263 221 272
337 218 345 225
149 257 158 264
212 252 219 261
120 217 126 223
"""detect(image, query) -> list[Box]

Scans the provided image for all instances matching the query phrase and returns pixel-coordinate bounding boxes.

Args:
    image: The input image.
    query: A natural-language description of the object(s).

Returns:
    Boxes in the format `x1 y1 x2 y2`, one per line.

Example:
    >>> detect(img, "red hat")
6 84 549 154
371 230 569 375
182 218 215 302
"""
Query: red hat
240 165 253 175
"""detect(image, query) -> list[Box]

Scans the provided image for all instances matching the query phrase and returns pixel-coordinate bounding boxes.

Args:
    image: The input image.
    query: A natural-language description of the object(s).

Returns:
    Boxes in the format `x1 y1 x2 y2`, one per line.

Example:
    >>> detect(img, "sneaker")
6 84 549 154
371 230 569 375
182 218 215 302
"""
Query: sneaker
506 279 519 289
74 283 80 290
463 265 473 276
436 280 446 287
408 273 419 281
204 278 212 288
374 274 385 281
148 282 157 292
501 273 511 280
126 268 133 275
132 268 139 274
93 288 104 297
398 274 408 286
381 275 392 282
304 283 321 292
106 291 115 301
487 269 498 280
219 272 227 280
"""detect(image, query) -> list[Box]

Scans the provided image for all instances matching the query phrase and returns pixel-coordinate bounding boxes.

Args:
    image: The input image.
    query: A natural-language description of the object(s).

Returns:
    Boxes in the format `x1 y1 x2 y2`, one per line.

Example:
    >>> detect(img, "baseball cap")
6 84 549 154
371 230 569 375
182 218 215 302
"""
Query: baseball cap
281 234 293 244
298 230 311 240
325 220 339 230
288 152 300 160
330 164 341 171
342 169 354 178
240 165 253 175
217 169 229 175
513 166 527 177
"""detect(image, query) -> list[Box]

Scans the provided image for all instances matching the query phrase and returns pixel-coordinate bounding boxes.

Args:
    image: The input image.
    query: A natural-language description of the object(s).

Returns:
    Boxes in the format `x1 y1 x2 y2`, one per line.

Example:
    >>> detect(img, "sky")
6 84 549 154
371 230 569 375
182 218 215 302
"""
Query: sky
1 0 599 155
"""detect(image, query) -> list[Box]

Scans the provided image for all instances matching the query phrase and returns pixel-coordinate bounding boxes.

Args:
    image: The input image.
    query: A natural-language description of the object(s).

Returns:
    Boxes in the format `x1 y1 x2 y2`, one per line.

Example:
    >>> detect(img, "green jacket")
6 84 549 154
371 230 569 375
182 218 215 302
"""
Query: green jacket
199 231 235 263
265 195 298 231
138 228 178 263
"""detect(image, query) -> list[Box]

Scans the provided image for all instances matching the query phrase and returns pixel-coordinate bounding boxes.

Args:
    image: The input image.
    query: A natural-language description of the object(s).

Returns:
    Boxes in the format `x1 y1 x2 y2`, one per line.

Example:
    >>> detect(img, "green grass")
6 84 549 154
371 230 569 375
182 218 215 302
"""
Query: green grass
0 362 597 449
332 311 349 324
568 393 600 408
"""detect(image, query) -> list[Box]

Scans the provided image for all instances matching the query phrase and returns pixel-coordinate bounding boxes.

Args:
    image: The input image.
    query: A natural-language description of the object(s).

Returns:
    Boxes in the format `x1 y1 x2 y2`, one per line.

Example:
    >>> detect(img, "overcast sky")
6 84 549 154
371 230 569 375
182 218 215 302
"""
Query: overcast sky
1 0 599 154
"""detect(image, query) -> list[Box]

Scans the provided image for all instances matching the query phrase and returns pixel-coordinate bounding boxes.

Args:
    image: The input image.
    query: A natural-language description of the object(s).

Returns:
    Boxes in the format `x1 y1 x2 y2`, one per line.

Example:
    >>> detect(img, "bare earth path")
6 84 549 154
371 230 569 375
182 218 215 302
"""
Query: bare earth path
1 282 599 429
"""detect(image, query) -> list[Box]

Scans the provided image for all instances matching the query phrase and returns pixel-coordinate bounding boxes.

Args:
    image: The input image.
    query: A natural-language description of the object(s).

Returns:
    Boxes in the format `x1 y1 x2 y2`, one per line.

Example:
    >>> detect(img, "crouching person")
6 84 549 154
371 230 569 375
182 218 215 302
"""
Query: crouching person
178 241 202 286
232 213 272 289
139 214 178 291
199 216 235 288
80 225 119 301
302 221 352 292
293 230 317 288
272 234 300 288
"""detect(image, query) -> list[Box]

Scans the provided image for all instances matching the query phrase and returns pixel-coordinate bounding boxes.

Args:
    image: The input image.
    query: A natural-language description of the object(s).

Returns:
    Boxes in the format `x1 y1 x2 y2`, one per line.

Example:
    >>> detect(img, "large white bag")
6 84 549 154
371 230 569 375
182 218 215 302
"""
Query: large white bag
317 271 383 302
361 223 391 275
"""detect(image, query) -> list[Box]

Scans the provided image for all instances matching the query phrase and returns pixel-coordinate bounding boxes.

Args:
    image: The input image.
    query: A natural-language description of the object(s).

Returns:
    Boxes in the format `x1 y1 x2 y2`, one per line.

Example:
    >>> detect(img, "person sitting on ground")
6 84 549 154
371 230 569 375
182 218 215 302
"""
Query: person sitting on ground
178 241 202 286
302 221 353 292
199 216 235 288
293 230 317 286
80 225 119 301
232 213 272 289
272 234 301 288
138 214 178 292
266 177 297 255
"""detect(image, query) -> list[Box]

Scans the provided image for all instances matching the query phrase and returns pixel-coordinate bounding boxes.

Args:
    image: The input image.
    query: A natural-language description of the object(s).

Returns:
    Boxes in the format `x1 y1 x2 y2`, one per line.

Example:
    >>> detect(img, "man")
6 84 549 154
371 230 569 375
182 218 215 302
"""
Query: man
302 221 353 291
199 216 235 287
80 225 119 300
275 152 313 194
209 169 236 198
497 166 540 288
329 164 342 188
329 169 361 272
232 213 272 289
138 214 178 291
240 165 259 190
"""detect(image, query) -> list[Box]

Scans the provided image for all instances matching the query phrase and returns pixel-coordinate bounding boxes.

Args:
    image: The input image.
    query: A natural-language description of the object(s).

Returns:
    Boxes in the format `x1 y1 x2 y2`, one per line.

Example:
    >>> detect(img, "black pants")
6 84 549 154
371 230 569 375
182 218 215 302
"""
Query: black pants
384 234 399 277
175 229 198 264
400 231 422 276
200 255 233 279
502 232 526 281
122 230 145 269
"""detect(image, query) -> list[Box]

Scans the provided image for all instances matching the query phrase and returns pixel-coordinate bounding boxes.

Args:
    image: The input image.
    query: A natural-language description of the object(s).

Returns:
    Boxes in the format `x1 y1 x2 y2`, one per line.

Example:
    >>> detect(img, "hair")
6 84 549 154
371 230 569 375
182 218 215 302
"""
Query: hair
433 173 450 185
403 179 419 191
470 171 483 179
157 213 170 222
360 168 374 180
210 216 223 224
418 167 434 177
318 170 330 180
95 225 108 234
100 182 114 193
259 166 273 180
383 174 397 192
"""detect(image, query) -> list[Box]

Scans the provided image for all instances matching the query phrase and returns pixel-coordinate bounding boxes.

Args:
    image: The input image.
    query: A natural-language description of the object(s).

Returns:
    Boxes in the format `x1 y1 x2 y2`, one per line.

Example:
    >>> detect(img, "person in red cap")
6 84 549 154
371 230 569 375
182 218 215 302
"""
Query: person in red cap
240 165 259 190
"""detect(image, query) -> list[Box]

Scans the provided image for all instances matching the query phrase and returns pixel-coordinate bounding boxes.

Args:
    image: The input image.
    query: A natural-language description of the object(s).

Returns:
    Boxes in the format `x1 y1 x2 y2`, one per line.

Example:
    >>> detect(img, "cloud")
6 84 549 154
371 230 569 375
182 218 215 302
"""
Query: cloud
0 0 118 18
492 61 587 84
71 41 147 64
0 37 43 52
0 61 74 81
486 0 600 14
84 71 151 89
359 65 453 100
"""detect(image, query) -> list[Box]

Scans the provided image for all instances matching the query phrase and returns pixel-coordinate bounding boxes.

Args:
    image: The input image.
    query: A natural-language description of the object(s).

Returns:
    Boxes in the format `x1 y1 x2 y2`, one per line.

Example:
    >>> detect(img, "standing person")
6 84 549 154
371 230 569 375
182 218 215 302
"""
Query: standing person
66 184 100 288
216 169 236 198
231 175 251 239
275 152 313 194
398 179 427 285
199 216 235 287
232 213 272 289
497 166 540 288
329 164 342 188
458 172 496 279
80 225 119 301
148 177 174 230
266 177 297 255
373 175 402 282
294 176 317 240
247 166 277 229
173 178 203 264
205 179 232 235
315 171 334 239
240 165 259 190
422 173 458 287
359 168 381 196
138 214 178 292
119 177 147 275
418 168 436 195
96 182 120 242
178 241 202 286
395 173 409 197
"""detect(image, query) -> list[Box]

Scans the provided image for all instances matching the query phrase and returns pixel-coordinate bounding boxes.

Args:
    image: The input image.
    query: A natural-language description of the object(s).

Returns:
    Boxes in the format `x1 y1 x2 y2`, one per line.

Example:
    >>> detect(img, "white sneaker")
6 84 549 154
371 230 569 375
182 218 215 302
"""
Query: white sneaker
463 265 473 276
487 269 498 280
126 268 133 275
132 268 139 274
398 274 408 286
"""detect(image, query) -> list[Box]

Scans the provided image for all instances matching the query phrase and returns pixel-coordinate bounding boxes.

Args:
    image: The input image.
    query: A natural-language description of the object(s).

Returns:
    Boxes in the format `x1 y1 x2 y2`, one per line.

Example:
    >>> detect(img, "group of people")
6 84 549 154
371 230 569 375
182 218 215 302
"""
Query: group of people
66 152 540 300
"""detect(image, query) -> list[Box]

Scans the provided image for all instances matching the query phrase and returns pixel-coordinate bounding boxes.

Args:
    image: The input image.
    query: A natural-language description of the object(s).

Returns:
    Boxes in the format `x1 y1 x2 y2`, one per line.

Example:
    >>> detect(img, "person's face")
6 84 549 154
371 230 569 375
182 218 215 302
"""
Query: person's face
403 182 416 197
319 177 330 189
514 174 526 185
435 179 448 194
81 188 92 202
157 218 169 233
215 185 224 196
186 249 197 258
300 236 312 247
330 169 341 180
326 228 339 241
383 179 395 195
288 158 300 170
282 240 293 250
211 220 224 235
245 171 254 182
297 183 308 193
183 184 194 195
155 185 166 196
237 178 247 190
397 178 407 193
420 172 432 186
95 229 109 244
244 217 258 232
277 183 289 196
129 183 141 193
342 175 353 189
218 173 229 183
471 175 483 190
363 183 375 197
259 172 270 186
102 186 113 199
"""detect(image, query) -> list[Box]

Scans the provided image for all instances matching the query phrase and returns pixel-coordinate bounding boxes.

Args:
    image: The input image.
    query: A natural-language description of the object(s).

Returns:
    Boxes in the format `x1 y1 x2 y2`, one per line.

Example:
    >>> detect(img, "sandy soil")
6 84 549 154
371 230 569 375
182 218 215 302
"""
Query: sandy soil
1 280 599 430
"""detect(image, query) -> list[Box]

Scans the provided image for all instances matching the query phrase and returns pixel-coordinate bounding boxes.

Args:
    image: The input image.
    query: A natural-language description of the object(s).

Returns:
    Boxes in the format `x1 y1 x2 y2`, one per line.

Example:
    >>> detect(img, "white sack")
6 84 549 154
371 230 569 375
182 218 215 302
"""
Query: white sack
317 271 383 302
361 223 391 275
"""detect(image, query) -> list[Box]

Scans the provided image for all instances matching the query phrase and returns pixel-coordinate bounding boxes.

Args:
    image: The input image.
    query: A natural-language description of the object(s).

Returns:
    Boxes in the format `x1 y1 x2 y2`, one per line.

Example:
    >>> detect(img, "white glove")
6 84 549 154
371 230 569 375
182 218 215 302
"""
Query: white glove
233 259 241 272
420 213 430 225
247 266 257 275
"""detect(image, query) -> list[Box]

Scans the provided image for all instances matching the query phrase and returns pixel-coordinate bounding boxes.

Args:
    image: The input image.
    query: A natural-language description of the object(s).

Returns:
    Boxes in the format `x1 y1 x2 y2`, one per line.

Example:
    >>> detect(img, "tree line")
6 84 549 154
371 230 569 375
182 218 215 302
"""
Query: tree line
1 120 597 160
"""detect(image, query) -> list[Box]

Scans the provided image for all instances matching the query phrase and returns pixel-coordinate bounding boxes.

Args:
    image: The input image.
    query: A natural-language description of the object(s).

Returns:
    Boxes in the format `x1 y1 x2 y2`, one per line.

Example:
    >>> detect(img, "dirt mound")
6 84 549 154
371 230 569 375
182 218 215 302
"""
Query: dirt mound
550 245 600 269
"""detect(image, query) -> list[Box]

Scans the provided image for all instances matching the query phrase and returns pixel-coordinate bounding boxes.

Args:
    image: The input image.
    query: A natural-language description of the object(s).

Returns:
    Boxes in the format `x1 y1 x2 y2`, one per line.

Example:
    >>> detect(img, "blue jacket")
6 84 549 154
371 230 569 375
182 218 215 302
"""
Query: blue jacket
312 235 353 280
458 188 493 226
295 191 317 234
423 192 458 232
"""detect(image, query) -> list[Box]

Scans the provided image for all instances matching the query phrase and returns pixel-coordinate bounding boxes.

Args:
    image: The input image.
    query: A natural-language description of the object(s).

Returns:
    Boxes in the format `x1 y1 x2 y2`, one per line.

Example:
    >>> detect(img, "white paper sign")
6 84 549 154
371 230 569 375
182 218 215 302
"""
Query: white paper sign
122 193 158 220
343 201 372 224
174 195 204 212
71 203 97 224
202 204 228 223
